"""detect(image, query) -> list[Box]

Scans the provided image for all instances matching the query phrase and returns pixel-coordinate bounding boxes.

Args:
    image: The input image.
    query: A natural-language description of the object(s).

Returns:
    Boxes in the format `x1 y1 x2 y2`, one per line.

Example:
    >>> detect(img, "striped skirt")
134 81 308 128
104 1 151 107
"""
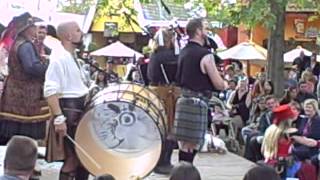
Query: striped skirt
173 96 208 146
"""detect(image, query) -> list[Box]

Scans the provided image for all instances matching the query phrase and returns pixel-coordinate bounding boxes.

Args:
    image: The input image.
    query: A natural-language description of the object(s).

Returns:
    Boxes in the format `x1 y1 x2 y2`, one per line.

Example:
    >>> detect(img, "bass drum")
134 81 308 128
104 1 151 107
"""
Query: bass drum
75 83 167 179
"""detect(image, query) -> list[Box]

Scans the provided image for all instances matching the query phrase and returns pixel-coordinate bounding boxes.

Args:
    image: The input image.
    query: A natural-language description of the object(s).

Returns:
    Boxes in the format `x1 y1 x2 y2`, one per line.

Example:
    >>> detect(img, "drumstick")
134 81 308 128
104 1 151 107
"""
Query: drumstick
66 135 102 169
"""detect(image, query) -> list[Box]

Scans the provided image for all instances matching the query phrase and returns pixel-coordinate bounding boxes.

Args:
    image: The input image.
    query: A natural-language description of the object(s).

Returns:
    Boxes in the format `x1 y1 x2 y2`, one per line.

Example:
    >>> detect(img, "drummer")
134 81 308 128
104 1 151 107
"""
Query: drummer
147 27 180 174
44 21 90 180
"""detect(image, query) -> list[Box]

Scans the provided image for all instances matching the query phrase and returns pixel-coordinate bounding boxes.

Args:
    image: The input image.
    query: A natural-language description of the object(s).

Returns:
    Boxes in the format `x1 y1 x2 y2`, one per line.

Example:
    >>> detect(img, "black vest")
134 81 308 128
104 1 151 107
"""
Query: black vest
147 48 178 84
176 41 214 92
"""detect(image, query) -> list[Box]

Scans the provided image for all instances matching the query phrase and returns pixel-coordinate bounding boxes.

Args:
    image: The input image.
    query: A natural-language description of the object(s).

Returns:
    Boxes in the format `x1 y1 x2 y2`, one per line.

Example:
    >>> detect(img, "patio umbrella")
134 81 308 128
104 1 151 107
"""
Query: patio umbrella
217 42 267 76
90 41 144 58
217 42 267 60
284 46 312 62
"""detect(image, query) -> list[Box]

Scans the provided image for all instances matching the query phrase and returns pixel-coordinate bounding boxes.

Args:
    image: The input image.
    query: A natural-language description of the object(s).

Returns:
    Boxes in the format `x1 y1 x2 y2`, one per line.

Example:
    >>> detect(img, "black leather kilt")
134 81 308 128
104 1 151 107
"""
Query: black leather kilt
59 96 86 151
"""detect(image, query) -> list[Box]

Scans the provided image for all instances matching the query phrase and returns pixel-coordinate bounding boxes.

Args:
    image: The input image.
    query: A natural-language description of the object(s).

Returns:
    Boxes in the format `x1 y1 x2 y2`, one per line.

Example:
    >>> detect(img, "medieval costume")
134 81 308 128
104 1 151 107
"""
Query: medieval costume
174 39 214 163
44 33 89 179
0 12 50 144
147 28 180 174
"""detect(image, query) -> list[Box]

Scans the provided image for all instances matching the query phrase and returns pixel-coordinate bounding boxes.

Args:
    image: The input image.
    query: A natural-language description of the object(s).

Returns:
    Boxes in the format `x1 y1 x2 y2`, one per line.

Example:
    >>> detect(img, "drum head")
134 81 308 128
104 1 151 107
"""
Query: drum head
75 84 165 180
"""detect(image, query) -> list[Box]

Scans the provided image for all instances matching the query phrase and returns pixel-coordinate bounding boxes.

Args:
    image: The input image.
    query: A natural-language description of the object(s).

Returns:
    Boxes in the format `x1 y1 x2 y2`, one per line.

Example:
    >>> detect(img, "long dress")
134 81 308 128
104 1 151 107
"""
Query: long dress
0 36 50 143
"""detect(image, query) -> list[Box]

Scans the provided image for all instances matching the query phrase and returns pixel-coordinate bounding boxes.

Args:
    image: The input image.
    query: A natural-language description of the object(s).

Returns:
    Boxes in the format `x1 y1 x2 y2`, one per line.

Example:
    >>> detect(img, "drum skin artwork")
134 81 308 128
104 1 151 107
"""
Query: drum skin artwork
75 83 167 179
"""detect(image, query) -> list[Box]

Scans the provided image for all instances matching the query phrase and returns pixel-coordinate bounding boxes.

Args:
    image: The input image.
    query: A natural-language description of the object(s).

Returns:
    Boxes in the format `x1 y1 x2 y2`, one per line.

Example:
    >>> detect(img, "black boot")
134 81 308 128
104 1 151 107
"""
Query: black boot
178 150 197 164
163 140 175 165
75 166 89 180
59 171 75 180
154 140 174 174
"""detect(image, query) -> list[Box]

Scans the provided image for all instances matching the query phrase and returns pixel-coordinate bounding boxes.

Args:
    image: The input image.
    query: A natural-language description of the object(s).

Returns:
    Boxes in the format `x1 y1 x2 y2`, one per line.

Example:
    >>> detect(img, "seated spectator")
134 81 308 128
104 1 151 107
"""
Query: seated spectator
211 103 230 136
280 86 298 105
296 80 317 103
0 136 38 180
243 166 281 180
224 79 237 102
170 162 201 180
244 95 279 162
227 77 251 138
292 99 320 161
94 174 115 180
242 96 266 143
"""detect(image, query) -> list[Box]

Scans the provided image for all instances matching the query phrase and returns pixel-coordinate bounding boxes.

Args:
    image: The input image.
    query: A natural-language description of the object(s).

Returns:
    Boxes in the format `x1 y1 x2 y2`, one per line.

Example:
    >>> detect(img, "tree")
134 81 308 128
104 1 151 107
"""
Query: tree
59 0 96 14
95 0 320 97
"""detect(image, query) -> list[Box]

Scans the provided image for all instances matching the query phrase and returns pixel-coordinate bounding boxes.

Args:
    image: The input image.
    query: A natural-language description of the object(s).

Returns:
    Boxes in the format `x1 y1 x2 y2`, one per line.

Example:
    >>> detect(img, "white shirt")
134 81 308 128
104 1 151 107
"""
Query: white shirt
44 46 89 98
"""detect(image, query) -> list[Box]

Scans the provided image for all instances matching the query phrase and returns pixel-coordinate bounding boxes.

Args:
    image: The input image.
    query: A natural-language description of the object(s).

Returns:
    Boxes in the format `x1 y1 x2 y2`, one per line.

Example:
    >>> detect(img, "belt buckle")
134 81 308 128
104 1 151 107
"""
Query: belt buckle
192 97 200 104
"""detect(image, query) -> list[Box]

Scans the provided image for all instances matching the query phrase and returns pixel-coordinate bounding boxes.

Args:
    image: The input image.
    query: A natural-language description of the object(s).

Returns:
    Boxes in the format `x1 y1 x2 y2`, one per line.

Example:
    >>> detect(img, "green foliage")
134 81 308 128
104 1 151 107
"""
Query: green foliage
94 0 319 31
202 0 319 30
88 42 98 52
60 0 95 14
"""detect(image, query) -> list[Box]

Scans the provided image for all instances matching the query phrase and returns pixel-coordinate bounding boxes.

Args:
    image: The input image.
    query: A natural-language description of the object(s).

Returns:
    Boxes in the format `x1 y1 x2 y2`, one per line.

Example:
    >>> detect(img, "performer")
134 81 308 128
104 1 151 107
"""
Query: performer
174 18 227 164
147 27 180 174
44 21 89 180
261 104 297 178
0 12 50 145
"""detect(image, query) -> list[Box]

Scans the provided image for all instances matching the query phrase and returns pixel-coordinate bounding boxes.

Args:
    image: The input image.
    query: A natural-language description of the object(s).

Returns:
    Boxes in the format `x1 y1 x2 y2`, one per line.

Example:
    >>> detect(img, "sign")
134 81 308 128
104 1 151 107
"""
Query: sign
294 19 305 34
104 22 119 37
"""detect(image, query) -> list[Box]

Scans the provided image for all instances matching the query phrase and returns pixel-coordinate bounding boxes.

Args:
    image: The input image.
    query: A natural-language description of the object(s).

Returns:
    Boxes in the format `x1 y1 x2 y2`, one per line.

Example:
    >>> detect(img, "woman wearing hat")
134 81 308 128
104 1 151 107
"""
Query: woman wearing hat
0 12 49 145
262 104 298 178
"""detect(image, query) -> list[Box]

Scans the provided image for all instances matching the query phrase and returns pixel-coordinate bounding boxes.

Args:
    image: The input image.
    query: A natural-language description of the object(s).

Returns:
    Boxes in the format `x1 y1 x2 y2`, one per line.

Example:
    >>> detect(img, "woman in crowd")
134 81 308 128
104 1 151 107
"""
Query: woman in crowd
94 71 108 89
227 77 251 136
280 86 299 105
242 95 267 143
292 99 320 162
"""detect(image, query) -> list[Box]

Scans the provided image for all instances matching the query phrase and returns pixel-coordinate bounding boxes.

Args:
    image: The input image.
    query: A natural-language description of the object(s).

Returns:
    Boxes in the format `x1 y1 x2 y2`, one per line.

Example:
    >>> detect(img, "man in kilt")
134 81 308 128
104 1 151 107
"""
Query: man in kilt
174 18 227 163
44 21 89 180
147 27 180 174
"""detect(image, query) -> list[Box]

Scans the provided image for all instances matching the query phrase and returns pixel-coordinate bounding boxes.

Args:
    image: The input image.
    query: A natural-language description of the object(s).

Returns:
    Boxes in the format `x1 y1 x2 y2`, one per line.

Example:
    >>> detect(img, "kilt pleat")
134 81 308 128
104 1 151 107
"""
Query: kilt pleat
174 96 208 145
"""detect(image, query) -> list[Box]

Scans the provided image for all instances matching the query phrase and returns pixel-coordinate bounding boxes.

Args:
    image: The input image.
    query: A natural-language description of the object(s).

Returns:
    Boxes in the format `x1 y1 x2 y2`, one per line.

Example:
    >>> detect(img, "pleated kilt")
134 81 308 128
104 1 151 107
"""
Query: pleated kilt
173 90 209 146
46 96 85 162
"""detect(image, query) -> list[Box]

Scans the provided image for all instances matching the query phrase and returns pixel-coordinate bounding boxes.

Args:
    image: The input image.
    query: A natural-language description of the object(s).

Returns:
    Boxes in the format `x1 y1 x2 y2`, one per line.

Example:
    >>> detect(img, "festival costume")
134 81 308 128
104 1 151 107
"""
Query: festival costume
174 41 213 163
44 45 89 179
0 29 49 143
263 105 298 178
148 48 180 173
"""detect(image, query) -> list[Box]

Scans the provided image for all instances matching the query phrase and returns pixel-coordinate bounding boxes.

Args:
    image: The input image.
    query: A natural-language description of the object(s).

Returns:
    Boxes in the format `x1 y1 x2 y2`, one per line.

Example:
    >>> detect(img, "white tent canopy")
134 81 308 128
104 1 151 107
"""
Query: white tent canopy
90 41 144 58
217 42 267 60
284 46 312 62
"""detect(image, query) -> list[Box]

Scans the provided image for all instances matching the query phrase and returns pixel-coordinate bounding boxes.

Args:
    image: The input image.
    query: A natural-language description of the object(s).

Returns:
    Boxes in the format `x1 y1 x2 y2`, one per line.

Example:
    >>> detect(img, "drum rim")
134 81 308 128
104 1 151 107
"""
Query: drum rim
75 83 168 178
75 107 163 178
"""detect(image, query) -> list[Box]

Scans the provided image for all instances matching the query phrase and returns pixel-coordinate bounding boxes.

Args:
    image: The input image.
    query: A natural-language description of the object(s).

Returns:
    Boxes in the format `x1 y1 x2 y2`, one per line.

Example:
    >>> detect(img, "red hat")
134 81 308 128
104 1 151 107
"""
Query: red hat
272 104 297 125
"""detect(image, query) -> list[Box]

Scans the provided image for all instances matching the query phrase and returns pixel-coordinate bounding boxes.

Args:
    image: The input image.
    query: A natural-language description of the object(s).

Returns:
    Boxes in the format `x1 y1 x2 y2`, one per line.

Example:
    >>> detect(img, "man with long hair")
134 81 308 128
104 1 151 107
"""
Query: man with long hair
147 27 179 174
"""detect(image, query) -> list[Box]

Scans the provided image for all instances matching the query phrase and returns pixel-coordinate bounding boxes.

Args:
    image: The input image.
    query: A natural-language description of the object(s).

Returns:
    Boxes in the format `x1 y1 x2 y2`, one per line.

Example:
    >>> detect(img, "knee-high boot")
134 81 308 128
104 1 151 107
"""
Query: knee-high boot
75 166 89 180
178 150 198 164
